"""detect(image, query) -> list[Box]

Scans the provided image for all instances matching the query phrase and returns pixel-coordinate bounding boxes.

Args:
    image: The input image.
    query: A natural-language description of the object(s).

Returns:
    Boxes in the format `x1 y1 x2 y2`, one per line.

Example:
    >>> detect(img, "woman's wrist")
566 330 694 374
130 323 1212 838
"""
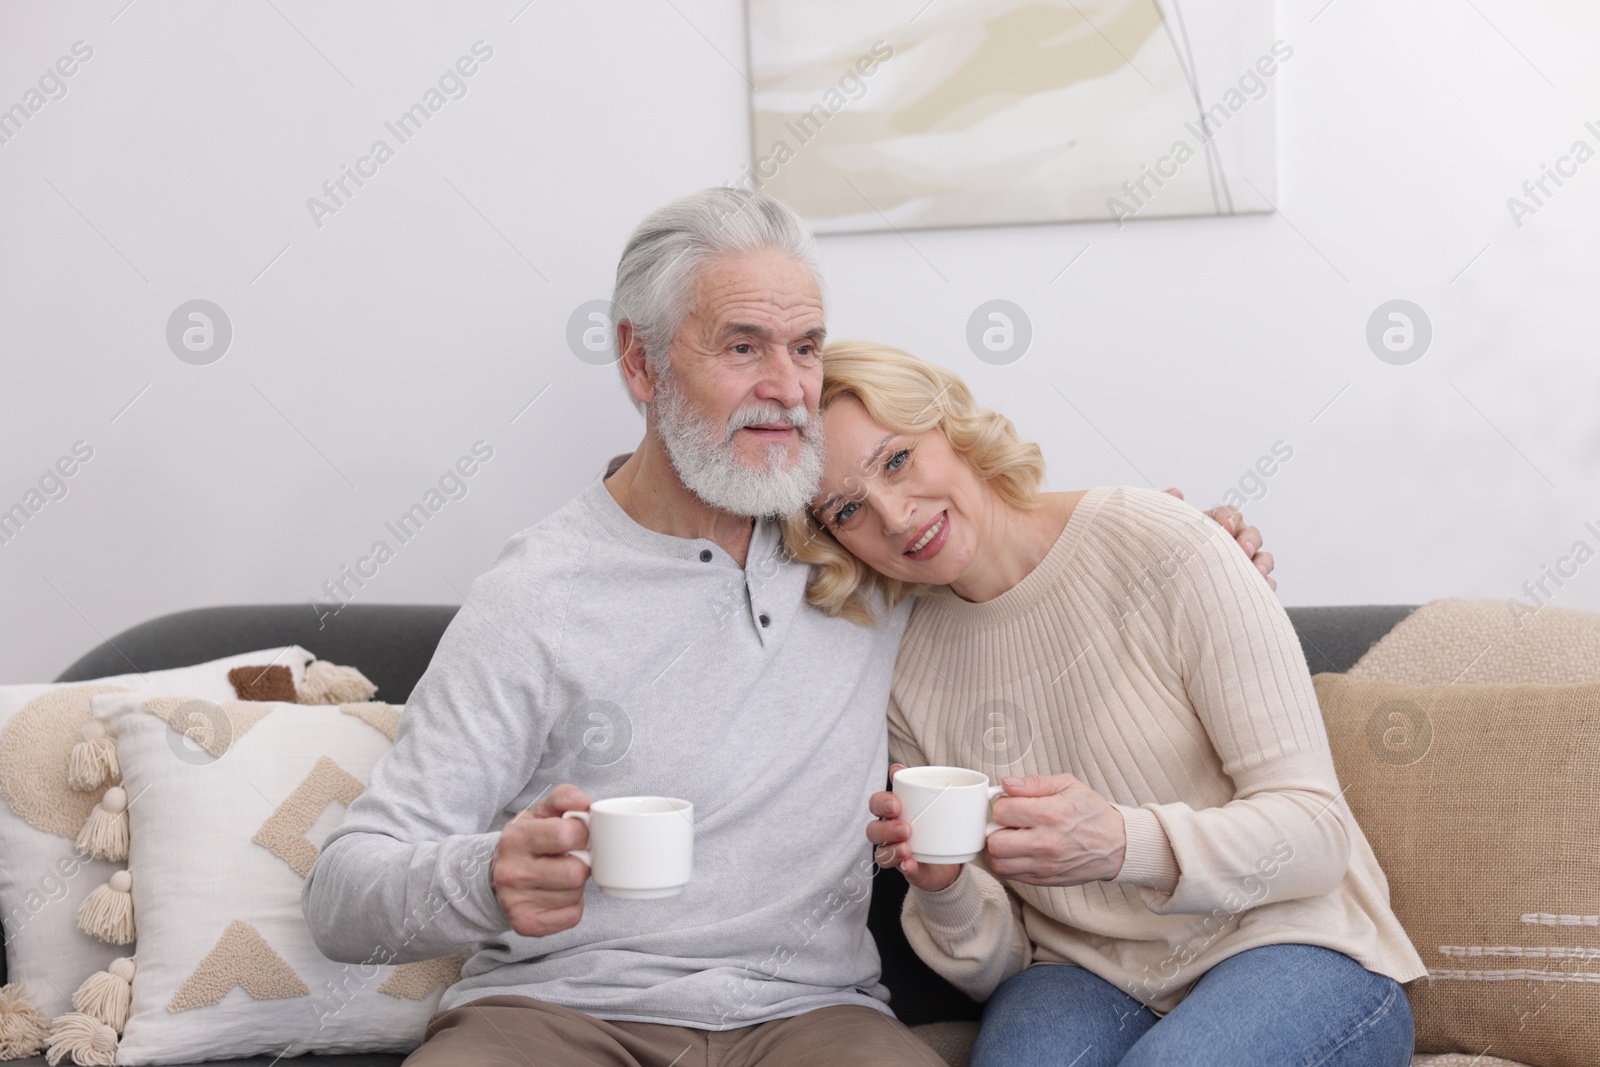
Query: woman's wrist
908 864 991 932
912 863 964 895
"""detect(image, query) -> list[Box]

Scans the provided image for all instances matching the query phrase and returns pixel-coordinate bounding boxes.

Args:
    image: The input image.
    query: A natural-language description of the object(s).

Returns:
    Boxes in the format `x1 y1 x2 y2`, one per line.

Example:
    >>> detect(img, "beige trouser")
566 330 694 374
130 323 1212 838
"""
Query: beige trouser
402 995 945 1067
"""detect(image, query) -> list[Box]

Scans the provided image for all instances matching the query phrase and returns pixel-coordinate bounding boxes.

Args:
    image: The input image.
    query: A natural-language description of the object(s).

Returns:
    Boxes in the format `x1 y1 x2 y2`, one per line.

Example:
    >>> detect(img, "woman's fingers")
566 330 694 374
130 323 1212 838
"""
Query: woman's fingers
870 827 963 891
868 789 901 820
984 825 1039 860
993 773 1080 828
983 780 1130 886
874 838 915 873
866 816 910 847
868 777 909 864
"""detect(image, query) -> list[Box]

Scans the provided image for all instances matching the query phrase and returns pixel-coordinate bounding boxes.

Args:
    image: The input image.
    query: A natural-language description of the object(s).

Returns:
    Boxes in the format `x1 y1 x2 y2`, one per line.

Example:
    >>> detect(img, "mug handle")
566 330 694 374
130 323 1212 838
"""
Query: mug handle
561 809 592 868
984 785 1006 839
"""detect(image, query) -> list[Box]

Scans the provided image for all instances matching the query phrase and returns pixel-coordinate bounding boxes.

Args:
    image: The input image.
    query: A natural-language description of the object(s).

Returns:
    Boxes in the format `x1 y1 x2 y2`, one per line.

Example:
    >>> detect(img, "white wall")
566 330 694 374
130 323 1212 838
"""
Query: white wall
2 0 1596 682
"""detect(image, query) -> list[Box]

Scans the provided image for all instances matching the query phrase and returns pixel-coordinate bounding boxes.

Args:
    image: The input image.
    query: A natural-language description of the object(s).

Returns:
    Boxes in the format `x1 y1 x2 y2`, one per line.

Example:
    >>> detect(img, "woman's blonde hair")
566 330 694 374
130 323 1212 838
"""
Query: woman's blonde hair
779 341 1046 625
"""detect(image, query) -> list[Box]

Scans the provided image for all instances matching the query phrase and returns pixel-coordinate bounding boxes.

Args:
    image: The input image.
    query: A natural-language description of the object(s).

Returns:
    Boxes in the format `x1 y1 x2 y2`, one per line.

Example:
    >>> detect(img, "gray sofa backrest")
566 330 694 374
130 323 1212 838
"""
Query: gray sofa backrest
53 603 1419 702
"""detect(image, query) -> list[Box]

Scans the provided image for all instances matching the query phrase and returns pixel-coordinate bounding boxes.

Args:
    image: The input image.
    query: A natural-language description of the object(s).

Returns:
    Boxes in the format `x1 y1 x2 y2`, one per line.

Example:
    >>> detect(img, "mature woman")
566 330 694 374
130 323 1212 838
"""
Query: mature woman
779 342 1425 1067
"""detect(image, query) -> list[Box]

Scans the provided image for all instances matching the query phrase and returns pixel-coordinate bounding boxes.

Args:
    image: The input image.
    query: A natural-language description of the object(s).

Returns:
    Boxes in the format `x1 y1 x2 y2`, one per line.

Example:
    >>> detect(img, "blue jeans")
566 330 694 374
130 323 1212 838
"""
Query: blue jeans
970 944 1413 1067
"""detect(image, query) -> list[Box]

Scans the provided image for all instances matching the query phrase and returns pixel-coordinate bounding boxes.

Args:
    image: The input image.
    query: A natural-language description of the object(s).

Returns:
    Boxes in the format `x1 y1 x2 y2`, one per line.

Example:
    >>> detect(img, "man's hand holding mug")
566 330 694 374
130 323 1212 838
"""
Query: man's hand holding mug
493 784 697 936
492 783 595 938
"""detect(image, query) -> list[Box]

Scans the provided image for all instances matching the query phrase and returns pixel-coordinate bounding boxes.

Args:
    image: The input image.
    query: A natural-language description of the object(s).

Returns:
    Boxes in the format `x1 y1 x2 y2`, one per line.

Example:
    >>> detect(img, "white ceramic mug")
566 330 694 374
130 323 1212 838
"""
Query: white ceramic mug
892 766 1004 864
562 796 694 898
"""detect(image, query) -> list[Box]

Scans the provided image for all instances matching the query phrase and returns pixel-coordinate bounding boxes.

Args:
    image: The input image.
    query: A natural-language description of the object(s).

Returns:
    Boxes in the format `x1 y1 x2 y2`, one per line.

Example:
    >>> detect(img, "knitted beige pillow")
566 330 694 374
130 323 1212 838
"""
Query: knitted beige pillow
1348 598 1600 686
1316 674 1600 1067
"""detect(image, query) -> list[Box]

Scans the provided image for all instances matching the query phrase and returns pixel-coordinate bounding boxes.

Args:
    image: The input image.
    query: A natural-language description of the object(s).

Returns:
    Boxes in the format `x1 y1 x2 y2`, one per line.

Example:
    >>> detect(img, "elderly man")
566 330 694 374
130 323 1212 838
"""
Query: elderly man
302 187 1272 1066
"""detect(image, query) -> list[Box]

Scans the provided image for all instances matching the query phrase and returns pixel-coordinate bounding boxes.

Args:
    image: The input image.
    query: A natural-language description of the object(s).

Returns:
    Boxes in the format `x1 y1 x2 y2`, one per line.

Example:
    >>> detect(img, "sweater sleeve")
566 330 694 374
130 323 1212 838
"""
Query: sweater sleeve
302 555 556 963
888 692 1033 1001
1117 489 1352 917
903 864 1032 1002
1112 806 1181 893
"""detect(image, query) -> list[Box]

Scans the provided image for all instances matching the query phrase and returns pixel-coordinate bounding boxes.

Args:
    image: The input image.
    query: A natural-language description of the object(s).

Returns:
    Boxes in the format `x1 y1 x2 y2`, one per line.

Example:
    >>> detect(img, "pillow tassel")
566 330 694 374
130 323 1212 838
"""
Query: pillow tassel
67 721 119 792
43 1012 118 1066
69 958 135 1033
296 660 377 705
75 871 135 945
74 787 129 863
0 982 50 1061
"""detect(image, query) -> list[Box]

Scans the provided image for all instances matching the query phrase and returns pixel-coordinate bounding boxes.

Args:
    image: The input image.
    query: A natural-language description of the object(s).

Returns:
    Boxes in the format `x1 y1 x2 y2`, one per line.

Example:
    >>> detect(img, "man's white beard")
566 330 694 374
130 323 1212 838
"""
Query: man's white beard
653 366 823 518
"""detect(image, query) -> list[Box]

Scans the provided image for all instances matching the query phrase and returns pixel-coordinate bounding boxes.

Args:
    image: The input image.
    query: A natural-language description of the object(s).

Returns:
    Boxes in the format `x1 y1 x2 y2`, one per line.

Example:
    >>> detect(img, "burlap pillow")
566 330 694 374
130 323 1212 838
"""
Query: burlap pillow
1315 674 1600 1067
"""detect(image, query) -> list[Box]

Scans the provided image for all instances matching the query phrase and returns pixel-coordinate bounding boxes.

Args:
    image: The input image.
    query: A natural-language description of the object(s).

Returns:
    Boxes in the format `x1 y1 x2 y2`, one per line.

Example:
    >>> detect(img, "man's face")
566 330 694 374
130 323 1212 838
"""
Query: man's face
648 248 828 517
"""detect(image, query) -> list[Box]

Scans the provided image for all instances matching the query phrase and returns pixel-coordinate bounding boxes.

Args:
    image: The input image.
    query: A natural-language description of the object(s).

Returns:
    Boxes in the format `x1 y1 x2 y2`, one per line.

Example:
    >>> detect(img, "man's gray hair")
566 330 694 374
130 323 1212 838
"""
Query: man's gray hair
612 188 823 401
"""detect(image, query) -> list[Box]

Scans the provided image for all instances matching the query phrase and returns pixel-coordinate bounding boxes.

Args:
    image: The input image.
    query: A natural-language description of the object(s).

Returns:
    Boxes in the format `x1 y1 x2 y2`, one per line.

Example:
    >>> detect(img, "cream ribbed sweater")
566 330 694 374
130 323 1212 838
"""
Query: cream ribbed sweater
890 486 1427 1014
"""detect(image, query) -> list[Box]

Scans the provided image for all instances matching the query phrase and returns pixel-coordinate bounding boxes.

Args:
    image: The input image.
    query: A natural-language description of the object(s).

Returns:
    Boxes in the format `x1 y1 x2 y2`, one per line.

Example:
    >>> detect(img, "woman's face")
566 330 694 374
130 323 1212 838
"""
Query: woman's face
809 395 986 586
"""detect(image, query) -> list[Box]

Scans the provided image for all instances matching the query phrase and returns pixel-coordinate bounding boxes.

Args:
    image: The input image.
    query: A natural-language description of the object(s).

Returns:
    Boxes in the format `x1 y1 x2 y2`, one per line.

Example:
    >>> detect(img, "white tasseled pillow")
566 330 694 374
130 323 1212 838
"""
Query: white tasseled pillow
81 691 462 1065
0 649 317 1031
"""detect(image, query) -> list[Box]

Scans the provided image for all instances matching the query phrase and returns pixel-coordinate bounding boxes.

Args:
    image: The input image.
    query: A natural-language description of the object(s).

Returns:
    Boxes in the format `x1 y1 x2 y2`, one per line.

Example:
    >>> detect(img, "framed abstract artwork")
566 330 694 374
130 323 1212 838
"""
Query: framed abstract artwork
745 0 1280 232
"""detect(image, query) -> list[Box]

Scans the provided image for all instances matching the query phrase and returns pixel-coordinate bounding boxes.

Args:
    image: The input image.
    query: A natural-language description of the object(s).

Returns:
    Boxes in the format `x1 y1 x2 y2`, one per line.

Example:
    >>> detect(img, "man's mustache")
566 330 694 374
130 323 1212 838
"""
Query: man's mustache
723 405 812 440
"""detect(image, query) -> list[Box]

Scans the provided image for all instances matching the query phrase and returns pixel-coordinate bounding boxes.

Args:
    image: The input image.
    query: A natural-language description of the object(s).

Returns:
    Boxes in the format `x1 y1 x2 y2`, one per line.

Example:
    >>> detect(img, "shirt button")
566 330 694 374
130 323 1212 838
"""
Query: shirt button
699 549 713 562
759 613 771 627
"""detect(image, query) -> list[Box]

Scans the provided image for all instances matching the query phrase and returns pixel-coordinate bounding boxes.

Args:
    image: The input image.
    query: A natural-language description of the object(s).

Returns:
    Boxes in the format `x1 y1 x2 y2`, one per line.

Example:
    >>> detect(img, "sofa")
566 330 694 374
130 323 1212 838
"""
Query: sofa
4 602 1419 1066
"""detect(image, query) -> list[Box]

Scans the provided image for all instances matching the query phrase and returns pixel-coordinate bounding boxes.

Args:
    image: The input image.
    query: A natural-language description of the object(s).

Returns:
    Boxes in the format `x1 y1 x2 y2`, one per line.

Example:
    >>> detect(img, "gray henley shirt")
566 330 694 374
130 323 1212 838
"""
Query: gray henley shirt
303 472 910 1028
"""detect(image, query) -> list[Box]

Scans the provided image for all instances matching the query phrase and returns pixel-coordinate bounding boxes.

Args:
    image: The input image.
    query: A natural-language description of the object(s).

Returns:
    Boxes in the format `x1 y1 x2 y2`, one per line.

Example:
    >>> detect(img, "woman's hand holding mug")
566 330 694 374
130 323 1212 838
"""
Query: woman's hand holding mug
867 764 973 893
986 773 1127 887
869 766 1129 893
